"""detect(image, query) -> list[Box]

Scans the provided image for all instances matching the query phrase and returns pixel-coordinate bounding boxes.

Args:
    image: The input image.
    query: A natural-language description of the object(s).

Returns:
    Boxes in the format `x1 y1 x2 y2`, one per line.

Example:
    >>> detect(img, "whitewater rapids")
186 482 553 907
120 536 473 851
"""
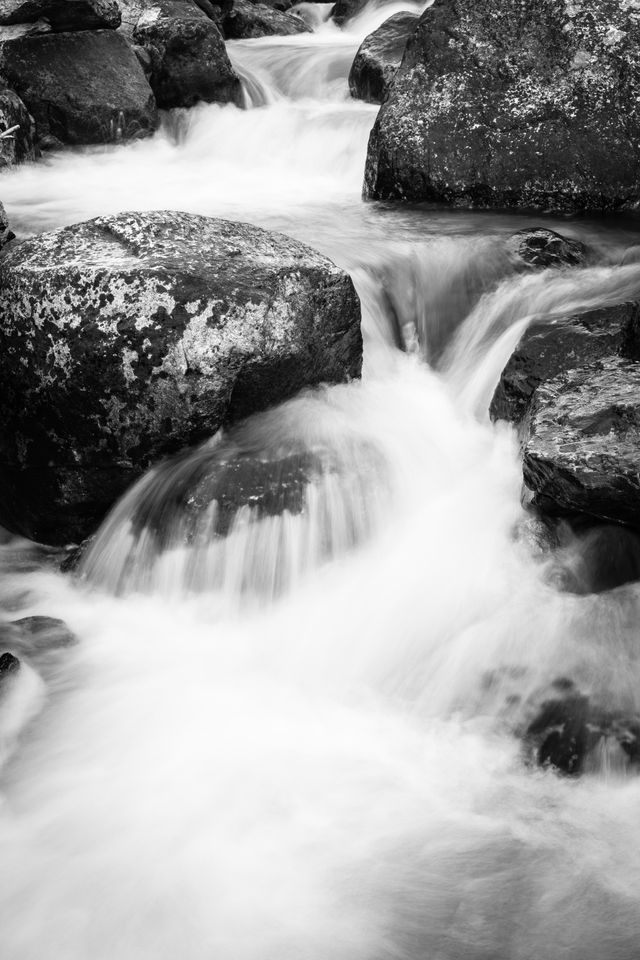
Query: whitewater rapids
0 3 640 958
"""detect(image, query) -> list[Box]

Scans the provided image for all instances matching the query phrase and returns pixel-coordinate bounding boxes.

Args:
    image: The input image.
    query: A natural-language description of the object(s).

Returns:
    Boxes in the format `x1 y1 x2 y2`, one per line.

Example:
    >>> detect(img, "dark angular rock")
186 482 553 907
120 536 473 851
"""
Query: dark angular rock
490 302 639 424
506 228 588 271
0 198 14 246
133 0 241 108
0 211 363 544
0 0 120 29
223 0 308 38
364 0 640 211
0 85 36 166
523 358 640 529
0 30 158 147
0 651 19 679
348 12 417 105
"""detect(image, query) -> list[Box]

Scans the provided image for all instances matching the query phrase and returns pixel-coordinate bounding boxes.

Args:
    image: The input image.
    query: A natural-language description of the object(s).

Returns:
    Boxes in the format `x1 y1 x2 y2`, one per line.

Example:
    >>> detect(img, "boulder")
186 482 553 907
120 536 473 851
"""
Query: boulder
506 228 588 271
0 199 13 246
223 0 308 38
0 0 120 29
364 0 640 211
348 12 417 105
133 0 241 108
490 302 639 424
331 0 366 26
0 211 363 544
0 85 36 166
0 30 158 147
523 358 640 529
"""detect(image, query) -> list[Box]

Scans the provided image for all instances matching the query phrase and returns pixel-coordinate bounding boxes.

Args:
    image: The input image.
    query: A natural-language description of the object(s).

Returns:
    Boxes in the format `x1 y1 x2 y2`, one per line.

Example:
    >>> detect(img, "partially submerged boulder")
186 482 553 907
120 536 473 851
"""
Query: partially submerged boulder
523 358 640 529
0 211 362 544
364 0 640 211
223 0 308 38
506 228 588 271
0 0 121 29
331 0 366 27
348 12 417 105
0 30 158 147
490 302 639 424
133 0 242 108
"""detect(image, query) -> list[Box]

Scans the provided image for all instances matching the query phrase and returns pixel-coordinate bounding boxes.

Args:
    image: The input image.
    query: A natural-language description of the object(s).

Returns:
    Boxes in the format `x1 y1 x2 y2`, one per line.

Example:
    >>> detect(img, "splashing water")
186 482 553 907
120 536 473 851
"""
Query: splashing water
1 3 640 958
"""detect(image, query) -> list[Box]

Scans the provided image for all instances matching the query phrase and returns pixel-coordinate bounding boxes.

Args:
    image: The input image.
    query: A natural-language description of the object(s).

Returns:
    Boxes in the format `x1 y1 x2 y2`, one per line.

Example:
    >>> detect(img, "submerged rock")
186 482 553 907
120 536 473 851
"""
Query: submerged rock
490 302 638 424
133 0 242 108
223 0 308 38
348 12 417 105
0 210 362 544
0 30 158 146
506 228 588 271
11 616 77 651
0 0 121 29
364 0 640 211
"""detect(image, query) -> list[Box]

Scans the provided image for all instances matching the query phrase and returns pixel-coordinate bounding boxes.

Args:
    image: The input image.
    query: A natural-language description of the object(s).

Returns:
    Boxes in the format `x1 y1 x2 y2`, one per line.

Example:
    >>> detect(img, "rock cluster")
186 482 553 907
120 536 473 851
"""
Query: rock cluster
364 0 640 212
0 210 363 544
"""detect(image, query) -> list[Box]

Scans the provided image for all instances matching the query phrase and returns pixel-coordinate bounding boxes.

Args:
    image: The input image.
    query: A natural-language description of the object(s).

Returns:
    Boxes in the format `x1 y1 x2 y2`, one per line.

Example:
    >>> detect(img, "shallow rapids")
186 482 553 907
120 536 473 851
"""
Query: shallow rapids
2 3 640 959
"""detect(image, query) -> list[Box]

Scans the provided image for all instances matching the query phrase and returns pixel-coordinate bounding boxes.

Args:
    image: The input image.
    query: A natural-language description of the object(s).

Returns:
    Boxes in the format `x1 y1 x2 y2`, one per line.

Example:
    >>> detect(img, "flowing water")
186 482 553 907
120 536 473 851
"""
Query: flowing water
2 5 640 958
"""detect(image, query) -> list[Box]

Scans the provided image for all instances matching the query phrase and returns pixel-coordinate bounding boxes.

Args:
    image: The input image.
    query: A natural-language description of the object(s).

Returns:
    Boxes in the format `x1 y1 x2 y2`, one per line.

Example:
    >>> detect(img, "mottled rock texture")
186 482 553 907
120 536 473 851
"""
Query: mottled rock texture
0 0 120 29
491 301 638 424
506 228 588 271
364 0 640 211
0 30 158 147
223 0 308 38
523 359 640 528
349 12 417 105
0 211 362 544
133 0 241 108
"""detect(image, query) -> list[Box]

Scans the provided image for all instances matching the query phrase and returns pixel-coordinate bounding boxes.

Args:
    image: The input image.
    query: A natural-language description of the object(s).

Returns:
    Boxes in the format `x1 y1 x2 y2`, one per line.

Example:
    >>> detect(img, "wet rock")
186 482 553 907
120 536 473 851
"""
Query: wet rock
60 536 96 574
331 0 366 26
490 302 639 424
0 85 36 166
133 0 241 108
523 358 640 529
0 210 362 544
11 616 77 651
0 0 120 29
0 199 14 246
0 651 19 680
0 17 49 37
506 228 588 271
364 0 640 211
223 0 309 38
0 30 158 147
348 12 417 105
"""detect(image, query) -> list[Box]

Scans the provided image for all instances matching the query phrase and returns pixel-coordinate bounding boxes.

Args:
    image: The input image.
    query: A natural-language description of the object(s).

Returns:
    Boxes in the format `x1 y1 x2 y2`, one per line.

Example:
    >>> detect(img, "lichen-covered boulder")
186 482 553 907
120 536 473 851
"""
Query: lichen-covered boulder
0 30 158 147
523 358 640 529
0 211 362 544
0 0 121 29
133 0 241 108
348 12 417 105
490 301 638 424
364 0 640 211
223 0 308 39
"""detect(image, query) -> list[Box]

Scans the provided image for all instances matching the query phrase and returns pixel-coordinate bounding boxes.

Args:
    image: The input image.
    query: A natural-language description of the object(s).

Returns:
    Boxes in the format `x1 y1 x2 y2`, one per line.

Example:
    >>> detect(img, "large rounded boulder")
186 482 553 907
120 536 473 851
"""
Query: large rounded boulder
348 12 417 105
0 211 362 544
364 0 640 211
